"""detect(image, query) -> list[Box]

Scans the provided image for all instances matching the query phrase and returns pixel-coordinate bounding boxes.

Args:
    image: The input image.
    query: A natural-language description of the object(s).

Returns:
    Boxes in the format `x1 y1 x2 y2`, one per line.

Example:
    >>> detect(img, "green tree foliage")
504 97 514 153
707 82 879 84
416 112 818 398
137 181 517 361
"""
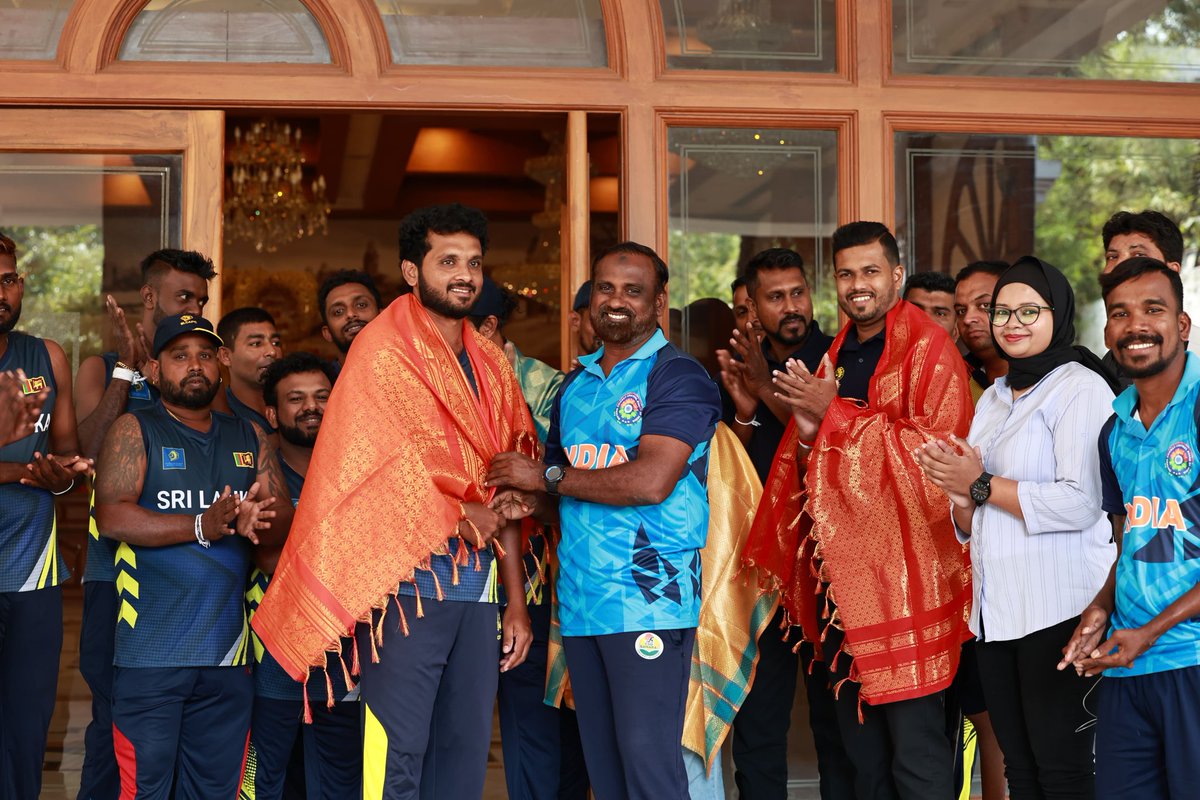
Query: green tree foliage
9 226 105 355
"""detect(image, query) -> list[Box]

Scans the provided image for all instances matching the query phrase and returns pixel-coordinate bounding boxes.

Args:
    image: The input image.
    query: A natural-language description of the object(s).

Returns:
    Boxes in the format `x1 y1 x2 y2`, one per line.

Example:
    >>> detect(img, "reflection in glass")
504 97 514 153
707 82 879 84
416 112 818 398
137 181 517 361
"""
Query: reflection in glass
894 131 1200 352
120 0 331 63
667 127 838 368
374 0 607 68
894 0 1200 82
661 0 836 72
0 0 71 60
0 154 182 370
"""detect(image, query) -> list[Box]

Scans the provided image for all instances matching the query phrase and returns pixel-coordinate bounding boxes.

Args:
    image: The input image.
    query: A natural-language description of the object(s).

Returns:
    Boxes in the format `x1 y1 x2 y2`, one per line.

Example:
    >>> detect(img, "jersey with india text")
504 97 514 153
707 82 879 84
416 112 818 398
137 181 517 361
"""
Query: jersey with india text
113 403 259 668
1100 352 1200 677
545 328 721 637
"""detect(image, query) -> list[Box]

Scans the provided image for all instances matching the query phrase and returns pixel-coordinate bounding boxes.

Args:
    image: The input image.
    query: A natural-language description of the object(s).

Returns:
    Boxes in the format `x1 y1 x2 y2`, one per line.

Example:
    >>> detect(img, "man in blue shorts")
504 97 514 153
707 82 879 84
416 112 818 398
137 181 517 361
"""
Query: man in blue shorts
74 248 216 800
0 231 92 800
488 241 722 799
95 313 293 799
243 351 360 800
1060 256 1200 799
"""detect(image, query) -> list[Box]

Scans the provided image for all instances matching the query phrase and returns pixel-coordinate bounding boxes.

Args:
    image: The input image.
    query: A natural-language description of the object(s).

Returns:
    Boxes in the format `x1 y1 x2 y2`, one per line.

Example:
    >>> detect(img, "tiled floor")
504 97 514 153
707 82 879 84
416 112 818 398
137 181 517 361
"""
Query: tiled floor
42 583 834 799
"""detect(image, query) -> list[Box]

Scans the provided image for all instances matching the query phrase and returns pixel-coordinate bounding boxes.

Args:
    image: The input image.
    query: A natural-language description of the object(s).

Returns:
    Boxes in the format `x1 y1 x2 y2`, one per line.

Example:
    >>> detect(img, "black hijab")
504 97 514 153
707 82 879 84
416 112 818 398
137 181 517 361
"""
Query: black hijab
990 256 1122 394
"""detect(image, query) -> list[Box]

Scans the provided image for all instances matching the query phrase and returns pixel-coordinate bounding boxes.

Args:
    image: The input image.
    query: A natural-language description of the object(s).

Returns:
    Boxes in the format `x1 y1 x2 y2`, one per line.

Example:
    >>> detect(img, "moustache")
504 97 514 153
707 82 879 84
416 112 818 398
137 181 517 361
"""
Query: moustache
781 314 807 325
0 303 11 313
449 283 476 294
599 306 633 317
296 411 323 424
1118 333 1163 349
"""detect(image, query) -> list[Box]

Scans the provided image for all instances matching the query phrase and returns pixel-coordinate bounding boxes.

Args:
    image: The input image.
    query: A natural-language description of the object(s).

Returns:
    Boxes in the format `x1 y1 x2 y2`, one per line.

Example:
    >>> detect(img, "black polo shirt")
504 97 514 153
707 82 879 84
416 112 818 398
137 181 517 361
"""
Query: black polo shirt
834 325 886 402
720 319 835 482
740 321 833 482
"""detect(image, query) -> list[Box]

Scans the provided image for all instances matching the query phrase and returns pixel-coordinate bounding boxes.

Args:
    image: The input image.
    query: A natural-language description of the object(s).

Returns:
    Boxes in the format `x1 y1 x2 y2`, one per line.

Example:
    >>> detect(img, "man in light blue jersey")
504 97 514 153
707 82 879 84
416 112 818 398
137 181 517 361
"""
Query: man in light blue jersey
488 241 722 800
1061 256 1200 799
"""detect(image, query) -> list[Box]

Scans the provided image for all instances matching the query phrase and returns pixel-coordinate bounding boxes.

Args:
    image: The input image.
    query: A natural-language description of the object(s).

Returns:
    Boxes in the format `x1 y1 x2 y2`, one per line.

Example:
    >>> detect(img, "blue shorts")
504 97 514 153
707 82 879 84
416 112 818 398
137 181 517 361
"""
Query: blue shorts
1096 664 1200 799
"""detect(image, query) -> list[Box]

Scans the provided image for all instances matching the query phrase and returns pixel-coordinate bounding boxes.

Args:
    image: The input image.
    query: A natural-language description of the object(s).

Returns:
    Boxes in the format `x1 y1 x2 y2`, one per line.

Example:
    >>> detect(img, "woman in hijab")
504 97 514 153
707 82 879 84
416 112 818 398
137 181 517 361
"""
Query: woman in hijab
916 256 1119 800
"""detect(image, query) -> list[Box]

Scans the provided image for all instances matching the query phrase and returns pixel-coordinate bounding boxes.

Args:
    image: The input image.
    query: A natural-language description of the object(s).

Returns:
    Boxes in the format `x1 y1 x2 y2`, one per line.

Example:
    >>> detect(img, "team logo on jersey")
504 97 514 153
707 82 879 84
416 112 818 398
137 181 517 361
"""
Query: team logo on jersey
635 632 664 660
233 451 255 468
20 375 46 395
162 447 186 470
834 366 845 382
1166 441 1193 478
614 392 643 425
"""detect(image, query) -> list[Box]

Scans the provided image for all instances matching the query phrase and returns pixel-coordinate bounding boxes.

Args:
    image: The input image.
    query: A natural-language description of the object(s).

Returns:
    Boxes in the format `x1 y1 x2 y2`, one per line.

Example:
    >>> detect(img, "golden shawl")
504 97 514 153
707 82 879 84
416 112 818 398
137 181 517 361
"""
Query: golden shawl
545 424 774 773
251 293 537 682
743 300 973 705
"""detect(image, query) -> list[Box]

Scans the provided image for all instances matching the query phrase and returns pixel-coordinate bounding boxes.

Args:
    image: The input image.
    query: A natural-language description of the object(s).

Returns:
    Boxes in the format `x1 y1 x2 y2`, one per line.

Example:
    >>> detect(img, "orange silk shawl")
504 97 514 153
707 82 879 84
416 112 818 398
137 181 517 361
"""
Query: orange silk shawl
251 293 537 682
743 300 973 704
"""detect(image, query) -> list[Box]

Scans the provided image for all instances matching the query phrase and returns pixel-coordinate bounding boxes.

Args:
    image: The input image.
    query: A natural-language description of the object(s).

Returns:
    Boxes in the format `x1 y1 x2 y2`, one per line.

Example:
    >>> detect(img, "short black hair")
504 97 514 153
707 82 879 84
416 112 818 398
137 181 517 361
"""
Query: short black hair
262 351 337 408
955 260 1009 283
318 270 383 325
1102 210 1184 265
832 221 900 266
743 248 806 295
730 275 746 295
140 249 217 286
398 203 489 269
903 271 957 298
0 230 16 258
590 241 669 292
1099 256 1184 309
217 307 276 347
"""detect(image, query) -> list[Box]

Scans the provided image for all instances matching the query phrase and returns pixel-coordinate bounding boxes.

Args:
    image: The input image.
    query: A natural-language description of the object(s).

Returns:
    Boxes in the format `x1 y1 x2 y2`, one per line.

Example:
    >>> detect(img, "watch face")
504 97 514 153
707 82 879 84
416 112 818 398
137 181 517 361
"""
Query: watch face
970 474 991 504
545 465 564 482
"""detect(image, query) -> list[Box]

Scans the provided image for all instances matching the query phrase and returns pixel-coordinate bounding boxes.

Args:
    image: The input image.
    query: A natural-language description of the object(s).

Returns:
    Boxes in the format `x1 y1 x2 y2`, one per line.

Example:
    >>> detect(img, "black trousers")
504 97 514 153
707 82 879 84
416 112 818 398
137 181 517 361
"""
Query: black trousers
975 616 1098 800
824 623 955 800
732 608 855 799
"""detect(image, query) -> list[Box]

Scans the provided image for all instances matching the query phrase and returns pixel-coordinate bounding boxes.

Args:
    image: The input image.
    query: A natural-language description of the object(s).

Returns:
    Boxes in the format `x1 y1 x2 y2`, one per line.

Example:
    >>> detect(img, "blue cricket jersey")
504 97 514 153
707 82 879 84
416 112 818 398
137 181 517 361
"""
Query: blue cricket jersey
0 331 68 592
85 352 158 584
545 329 721 637
1100 352 1200 677
112 403 259 668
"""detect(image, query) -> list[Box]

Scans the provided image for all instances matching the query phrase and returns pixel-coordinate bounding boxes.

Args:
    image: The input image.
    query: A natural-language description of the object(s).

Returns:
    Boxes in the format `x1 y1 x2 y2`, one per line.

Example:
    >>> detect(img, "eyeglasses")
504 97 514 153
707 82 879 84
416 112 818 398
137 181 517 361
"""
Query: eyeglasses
989 304 1053 327
0 273 21 289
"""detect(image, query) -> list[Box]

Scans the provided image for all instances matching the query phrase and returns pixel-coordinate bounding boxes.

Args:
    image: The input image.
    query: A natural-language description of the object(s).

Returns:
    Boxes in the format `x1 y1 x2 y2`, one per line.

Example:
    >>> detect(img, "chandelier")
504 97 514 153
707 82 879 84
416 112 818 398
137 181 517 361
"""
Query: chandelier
224 120 329 253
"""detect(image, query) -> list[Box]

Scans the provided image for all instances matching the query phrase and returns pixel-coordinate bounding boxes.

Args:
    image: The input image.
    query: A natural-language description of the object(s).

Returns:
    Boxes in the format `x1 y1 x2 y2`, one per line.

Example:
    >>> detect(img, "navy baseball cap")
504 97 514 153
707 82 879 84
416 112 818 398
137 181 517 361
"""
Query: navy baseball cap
572 280 593 311
153 313 223 356
471 276 505 318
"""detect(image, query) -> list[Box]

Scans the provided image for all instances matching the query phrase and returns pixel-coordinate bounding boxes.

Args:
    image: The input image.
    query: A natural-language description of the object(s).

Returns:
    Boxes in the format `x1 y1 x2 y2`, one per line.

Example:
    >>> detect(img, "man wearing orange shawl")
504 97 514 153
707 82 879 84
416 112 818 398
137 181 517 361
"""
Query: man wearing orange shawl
251 204 536 800
744 222 972 799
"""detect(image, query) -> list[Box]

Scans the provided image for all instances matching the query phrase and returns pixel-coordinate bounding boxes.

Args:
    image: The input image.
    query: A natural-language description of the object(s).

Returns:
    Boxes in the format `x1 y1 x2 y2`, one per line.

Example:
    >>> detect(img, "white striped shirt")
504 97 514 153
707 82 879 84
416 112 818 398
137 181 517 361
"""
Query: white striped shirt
957 362 1117 642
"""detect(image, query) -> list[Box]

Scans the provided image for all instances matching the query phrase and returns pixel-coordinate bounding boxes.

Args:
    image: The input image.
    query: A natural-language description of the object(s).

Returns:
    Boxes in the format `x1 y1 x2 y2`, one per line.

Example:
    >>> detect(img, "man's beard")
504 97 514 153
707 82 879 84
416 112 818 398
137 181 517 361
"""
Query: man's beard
418 271 475 320
159 373 219 410
0 300 21 335
1116 333 1176 379
592 304 657 346
279 412 322 447
769 313 809 348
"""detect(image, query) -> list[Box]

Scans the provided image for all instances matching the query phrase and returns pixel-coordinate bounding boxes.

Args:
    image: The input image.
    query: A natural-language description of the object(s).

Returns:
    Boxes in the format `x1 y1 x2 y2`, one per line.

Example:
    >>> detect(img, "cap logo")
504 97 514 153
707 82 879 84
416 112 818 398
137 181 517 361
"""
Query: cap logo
179 314 195 324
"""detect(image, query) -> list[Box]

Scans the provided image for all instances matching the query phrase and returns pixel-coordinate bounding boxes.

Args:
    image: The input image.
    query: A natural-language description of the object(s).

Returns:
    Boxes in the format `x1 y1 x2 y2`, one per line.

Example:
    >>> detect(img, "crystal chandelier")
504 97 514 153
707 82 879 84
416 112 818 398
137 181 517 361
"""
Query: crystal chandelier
224 120 329 253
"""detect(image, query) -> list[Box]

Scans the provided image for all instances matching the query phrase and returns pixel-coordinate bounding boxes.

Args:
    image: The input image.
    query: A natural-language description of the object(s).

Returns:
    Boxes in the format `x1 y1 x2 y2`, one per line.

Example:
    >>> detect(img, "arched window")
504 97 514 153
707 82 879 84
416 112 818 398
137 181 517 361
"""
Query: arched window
118 0 332 63
658 0 836 72
0 0 72 60
372 0 607 67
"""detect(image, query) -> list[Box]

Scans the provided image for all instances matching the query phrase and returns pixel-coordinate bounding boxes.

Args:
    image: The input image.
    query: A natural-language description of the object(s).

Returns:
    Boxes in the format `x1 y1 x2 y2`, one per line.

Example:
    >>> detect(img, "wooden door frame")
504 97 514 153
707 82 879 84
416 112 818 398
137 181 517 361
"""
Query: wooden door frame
0 109 225 318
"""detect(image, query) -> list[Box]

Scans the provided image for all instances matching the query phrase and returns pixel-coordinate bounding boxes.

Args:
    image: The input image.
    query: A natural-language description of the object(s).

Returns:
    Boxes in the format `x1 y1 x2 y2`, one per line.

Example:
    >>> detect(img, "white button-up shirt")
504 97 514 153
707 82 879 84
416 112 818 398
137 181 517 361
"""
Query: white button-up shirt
958 362 1117 642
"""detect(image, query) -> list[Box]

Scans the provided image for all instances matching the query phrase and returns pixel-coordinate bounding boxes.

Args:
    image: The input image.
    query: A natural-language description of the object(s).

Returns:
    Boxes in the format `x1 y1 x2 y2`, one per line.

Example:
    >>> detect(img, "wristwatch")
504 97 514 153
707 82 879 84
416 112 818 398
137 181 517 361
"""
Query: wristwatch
969 471 993 506
543 465 565 495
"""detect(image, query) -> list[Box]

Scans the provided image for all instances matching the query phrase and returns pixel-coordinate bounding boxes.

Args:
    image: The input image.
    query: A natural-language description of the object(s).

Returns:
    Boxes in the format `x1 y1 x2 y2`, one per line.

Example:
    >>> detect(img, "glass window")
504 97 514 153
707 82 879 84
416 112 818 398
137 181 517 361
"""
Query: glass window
667 126 838 368
0 0 71 60
0 153 182 371
894 131 1200 353
894 0 1200 82
661 0 836 72
373 0 607 68
119 0 331 63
